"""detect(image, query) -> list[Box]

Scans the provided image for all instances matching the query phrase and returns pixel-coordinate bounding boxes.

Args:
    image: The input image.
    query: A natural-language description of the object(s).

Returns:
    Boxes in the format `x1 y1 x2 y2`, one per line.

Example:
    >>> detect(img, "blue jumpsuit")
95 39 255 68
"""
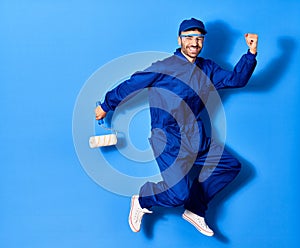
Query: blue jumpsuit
100 48 257 217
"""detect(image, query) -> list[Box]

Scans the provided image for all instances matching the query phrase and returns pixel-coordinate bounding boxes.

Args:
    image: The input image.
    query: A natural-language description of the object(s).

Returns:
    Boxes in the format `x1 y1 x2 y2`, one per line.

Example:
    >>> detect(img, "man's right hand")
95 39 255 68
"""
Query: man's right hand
245 33 258 55
95 105 107 120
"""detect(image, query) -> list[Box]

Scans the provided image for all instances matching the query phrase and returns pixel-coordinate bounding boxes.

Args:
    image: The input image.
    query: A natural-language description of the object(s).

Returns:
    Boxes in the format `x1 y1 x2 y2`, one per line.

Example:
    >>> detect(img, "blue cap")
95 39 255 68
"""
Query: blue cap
178 18 207 35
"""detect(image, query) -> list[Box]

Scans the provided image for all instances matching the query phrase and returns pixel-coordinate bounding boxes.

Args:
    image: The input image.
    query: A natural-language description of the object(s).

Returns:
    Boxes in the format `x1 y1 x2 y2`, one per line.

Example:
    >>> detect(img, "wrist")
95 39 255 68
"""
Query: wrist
249 48 257 55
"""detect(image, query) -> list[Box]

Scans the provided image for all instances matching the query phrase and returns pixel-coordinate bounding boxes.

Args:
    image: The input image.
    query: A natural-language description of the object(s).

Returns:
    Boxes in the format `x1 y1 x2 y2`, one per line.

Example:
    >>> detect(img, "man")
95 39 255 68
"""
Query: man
95 18 258 236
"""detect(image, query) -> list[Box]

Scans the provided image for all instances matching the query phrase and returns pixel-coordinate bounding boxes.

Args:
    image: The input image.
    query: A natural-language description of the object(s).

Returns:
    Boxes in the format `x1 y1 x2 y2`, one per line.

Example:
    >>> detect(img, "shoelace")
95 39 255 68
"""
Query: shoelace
133 206 145 224
195 216 208 228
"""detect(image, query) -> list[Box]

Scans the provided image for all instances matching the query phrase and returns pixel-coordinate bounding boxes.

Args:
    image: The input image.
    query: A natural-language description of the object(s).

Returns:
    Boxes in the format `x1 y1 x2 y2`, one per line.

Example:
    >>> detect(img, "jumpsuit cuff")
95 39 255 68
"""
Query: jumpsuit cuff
246 49 257 59
100 102 110 113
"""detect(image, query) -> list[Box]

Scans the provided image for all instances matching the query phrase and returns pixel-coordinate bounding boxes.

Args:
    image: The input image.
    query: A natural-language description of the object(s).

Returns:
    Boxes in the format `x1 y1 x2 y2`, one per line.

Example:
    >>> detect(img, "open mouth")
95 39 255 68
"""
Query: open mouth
188 46 199 53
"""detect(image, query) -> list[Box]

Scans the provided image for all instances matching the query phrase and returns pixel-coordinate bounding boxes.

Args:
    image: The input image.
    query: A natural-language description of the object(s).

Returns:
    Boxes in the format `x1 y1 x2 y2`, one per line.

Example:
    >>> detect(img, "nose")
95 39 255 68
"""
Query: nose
191 38 198 46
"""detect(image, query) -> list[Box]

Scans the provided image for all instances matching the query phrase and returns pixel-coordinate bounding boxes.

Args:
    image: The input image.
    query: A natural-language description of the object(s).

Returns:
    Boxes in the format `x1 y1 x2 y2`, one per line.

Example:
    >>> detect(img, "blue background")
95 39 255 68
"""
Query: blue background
1 0 300 247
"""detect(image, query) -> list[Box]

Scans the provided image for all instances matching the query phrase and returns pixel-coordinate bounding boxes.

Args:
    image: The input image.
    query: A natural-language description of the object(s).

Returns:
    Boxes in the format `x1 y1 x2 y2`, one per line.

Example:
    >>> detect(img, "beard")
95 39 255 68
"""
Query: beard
181 45 202 61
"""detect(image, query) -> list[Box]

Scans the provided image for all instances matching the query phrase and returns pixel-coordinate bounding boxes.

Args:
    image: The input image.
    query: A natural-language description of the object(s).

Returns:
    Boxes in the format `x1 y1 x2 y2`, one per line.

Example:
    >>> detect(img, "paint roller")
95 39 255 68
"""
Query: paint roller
89 102 118 148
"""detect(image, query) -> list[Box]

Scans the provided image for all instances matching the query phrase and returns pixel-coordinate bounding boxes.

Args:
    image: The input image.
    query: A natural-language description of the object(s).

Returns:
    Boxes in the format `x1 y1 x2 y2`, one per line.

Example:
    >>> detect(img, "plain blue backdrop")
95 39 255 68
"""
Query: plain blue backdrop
1 0 300 247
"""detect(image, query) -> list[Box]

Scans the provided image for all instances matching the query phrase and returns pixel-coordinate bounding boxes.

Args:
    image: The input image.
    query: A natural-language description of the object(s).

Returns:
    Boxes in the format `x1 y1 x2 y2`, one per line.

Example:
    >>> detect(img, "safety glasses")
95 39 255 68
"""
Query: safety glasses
180 33 205 43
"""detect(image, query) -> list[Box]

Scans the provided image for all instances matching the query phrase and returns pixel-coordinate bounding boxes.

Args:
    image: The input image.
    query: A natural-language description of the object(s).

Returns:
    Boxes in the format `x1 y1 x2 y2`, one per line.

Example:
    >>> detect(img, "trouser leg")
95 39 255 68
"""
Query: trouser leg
184 142 241 217
139 129 197 209
138 147 194 209
139 177 190 209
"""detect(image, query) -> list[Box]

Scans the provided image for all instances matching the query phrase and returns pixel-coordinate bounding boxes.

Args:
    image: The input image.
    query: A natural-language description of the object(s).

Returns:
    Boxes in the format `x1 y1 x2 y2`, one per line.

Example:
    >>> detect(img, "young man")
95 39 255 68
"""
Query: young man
95 18 258 236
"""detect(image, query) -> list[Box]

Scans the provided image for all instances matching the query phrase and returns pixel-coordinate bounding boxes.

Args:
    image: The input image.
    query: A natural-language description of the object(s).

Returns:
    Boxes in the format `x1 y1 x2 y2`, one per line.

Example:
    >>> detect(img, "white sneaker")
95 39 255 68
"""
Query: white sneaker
182 210 214 236
128 195 152 232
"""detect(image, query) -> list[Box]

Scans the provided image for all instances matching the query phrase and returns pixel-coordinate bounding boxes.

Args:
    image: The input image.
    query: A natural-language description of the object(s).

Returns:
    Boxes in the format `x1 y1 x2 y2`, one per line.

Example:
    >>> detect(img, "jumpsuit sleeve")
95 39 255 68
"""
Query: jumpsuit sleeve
100 71 161 112
210 50 257 90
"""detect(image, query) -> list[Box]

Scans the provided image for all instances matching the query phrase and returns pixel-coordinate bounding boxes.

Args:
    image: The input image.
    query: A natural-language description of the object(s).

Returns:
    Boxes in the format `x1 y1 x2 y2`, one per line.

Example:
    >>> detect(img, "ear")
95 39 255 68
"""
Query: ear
178 36 182 46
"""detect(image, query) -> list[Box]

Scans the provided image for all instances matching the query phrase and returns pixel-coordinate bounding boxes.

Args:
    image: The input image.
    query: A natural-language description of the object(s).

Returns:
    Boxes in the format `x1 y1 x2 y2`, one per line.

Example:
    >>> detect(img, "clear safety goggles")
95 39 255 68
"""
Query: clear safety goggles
180 33 205 43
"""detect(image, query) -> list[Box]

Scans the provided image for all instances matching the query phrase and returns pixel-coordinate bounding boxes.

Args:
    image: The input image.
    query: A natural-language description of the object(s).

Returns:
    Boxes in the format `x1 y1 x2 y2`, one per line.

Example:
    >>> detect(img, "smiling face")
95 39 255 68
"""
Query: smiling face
178 29 204 63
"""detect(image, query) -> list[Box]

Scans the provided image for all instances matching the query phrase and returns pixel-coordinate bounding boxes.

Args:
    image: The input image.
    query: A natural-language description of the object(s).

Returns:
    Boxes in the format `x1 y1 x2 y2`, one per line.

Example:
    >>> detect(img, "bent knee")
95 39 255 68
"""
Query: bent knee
233 158 242 171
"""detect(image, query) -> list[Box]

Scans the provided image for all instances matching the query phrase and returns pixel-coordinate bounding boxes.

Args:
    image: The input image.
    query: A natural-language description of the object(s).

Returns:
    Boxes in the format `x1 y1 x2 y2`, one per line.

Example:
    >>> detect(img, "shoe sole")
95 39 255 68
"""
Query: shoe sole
182 213 214 237
128 196 140 232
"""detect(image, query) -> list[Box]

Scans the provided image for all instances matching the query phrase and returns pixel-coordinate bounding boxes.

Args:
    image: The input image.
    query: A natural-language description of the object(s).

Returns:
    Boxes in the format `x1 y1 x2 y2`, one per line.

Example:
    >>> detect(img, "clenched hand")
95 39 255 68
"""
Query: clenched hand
245 33 258 55
95 105 107 120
